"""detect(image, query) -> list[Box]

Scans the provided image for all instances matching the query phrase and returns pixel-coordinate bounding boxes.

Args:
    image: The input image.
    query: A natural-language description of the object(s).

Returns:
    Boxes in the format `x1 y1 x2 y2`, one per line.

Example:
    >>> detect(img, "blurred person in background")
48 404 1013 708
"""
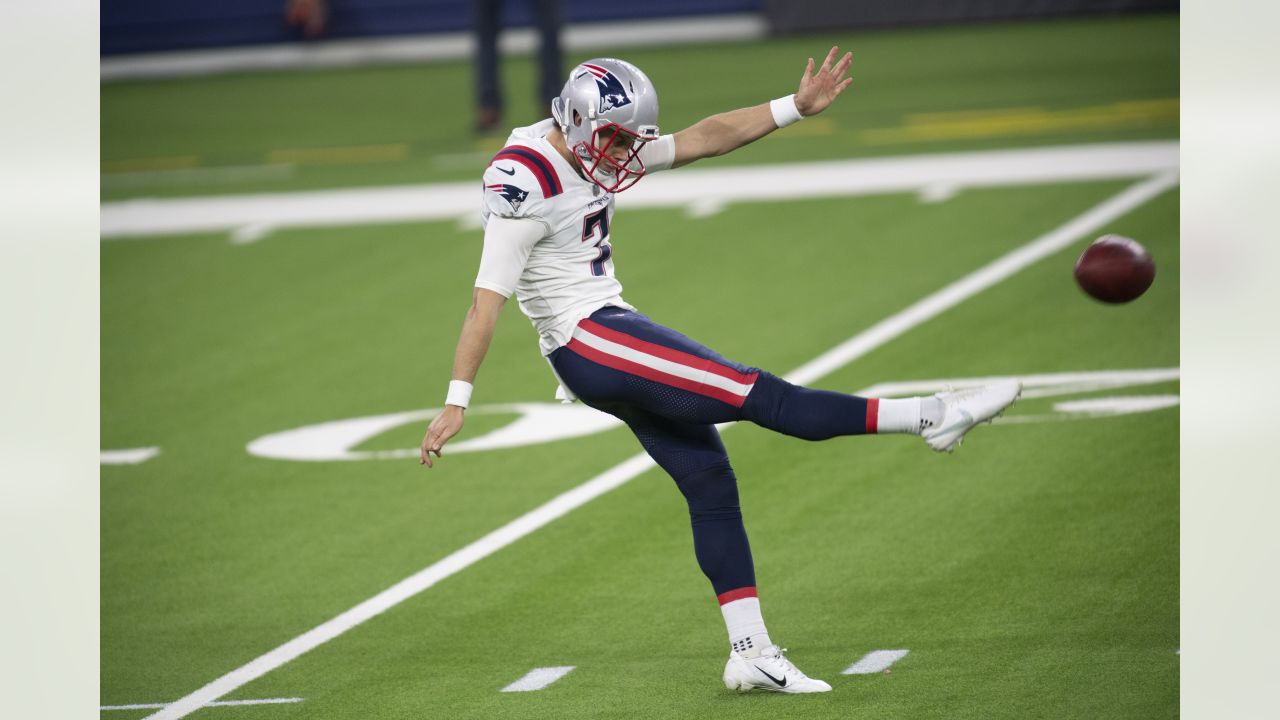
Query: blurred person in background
285 0 329 38
282 0 562 133
421 48 1020 693
474 0 563 132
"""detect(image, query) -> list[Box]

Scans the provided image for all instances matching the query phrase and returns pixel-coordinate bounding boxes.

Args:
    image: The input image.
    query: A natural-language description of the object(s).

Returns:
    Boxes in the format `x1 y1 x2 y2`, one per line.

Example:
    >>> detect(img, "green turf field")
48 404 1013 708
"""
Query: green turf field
101 14 1179 719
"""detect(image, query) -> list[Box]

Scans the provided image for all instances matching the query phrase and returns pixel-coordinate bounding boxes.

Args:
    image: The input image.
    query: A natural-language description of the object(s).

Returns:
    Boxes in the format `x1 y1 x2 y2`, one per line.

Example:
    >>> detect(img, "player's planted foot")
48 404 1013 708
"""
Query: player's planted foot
723 645 832 693
922 380 1022 452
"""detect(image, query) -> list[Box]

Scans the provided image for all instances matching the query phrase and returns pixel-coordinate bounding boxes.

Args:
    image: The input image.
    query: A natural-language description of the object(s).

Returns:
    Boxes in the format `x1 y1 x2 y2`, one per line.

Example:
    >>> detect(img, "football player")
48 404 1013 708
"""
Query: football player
420 48 1021 693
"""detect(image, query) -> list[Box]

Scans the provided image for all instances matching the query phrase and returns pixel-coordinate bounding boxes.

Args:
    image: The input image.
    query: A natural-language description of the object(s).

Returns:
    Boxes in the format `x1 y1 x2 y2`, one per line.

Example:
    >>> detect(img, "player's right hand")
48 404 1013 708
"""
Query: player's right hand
420 405 465 468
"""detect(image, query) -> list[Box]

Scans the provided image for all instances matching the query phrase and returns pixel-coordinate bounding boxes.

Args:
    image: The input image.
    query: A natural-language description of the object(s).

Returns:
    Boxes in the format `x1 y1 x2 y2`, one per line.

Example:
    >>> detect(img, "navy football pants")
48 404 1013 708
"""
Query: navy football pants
550 307 873 598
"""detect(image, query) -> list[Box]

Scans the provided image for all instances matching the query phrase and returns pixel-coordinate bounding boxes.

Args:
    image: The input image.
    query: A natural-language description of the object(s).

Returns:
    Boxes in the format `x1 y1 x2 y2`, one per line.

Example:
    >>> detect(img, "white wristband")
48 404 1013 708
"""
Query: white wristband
770 94 804 128
445 380 473 409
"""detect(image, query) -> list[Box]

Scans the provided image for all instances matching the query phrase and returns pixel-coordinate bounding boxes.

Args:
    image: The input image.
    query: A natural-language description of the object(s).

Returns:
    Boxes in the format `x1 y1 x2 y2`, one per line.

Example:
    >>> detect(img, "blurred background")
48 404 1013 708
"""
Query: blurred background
101 0 1179 202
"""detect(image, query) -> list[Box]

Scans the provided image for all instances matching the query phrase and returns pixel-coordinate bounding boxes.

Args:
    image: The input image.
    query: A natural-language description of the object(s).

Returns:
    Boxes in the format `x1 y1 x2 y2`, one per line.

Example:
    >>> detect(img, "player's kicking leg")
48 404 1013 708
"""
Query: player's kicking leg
556 307 1021 452
741 369 1021 452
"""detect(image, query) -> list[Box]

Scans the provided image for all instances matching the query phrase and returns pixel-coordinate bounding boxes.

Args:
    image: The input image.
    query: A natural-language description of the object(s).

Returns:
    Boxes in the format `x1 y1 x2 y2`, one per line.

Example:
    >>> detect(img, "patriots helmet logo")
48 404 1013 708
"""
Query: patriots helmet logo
487 183 529 211
580 63 632 113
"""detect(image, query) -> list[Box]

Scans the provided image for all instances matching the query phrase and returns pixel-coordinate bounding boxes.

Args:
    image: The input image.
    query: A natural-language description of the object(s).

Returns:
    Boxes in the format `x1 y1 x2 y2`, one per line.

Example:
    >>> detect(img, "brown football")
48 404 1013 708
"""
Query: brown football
1073 235 1156 304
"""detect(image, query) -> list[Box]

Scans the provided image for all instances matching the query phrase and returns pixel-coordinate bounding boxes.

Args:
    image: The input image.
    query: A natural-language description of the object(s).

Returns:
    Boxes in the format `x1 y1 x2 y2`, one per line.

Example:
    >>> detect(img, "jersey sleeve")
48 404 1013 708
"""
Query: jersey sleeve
639 134 676 174
480 161 553 230
474 216 545 298
482 144 569 231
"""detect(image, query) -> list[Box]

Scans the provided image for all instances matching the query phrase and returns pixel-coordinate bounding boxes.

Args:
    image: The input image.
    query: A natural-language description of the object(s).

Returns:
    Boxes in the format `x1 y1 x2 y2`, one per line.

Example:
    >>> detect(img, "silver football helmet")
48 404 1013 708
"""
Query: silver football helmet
551 58 659 193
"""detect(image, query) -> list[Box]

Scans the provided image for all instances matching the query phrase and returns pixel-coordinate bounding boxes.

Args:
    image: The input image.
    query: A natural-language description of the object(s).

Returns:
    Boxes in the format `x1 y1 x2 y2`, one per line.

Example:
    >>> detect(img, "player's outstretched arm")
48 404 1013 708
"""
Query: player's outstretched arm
670 46 853 169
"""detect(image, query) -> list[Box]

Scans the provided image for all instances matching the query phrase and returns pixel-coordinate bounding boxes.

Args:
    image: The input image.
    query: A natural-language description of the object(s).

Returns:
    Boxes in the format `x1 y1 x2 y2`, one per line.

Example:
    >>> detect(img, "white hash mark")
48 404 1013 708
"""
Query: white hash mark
501 666 576 692
843 649 910 675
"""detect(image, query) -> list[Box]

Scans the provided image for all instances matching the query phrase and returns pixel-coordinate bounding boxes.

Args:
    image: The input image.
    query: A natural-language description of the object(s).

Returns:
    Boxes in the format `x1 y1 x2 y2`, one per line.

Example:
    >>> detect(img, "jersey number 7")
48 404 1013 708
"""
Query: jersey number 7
581 208 612 277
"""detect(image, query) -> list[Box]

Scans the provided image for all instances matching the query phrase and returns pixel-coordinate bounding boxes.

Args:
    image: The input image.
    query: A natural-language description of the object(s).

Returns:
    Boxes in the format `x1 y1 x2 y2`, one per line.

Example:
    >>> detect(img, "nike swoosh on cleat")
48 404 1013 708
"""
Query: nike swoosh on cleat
754 666 787 687
496 166 516 175
934 408 974 438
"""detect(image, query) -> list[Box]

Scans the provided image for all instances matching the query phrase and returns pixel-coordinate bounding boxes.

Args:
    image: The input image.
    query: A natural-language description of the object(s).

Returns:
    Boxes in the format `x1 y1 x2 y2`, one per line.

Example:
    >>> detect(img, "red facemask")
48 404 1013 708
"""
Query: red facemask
572 122 650 193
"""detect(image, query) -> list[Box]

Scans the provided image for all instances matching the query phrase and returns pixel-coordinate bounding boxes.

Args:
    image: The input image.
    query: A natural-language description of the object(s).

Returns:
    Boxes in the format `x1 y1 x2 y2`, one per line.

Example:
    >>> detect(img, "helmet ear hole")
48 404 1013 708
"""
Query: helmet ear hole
572 110 582 127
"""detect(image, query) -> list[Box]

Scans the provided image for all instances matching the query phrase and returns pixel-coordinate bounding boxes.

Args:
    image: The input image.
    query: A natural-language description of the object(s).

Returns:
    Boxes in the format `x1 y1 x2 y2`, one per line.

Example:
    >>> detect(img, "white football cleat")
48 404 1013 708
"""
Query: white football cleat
723 645 832 693
922 379 1022 453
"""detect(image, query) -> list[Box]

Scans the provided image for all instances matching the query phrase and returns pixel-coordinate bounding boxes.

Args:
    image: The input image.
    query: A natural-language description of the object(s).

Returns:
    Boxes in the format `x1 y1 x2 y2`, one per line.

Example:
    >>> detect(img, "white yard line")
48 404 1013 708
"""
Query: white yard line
141 454 657 720
500 666 577 692
100 141 1178 240
843 650 910 675
141 173 1177 720
103 697 301 710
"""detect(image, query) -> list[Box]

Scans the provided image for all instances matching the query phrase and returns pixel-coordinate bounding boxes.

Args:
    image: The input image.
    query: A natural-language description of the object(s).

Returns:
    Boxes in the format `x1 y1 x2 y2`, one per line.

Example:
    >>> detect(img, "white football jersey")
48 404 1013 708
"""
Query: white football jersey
476 119 673 355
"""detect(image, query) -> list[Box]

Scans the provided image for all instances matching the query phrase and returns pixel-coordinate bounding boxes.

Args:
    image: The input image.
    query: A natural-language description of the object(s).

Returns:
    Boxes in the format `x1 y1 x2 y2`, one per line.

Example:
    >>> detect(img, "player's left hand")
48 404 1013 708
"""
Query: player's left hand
794 46 854 117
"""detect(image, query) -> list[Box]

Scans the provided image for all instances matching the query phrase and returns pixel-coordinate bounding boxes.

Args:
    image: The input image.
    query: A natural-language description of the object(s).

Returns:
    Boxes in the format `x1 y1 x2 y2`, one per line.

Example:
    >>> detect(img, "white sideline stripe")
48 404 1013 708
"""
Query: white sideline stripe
101 447 161 465
573 325 755 396
140 174 1177 720
843 649 910 675
500 666 576 692
100 141 1178 239
102 697 302 710
101 15 767 82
